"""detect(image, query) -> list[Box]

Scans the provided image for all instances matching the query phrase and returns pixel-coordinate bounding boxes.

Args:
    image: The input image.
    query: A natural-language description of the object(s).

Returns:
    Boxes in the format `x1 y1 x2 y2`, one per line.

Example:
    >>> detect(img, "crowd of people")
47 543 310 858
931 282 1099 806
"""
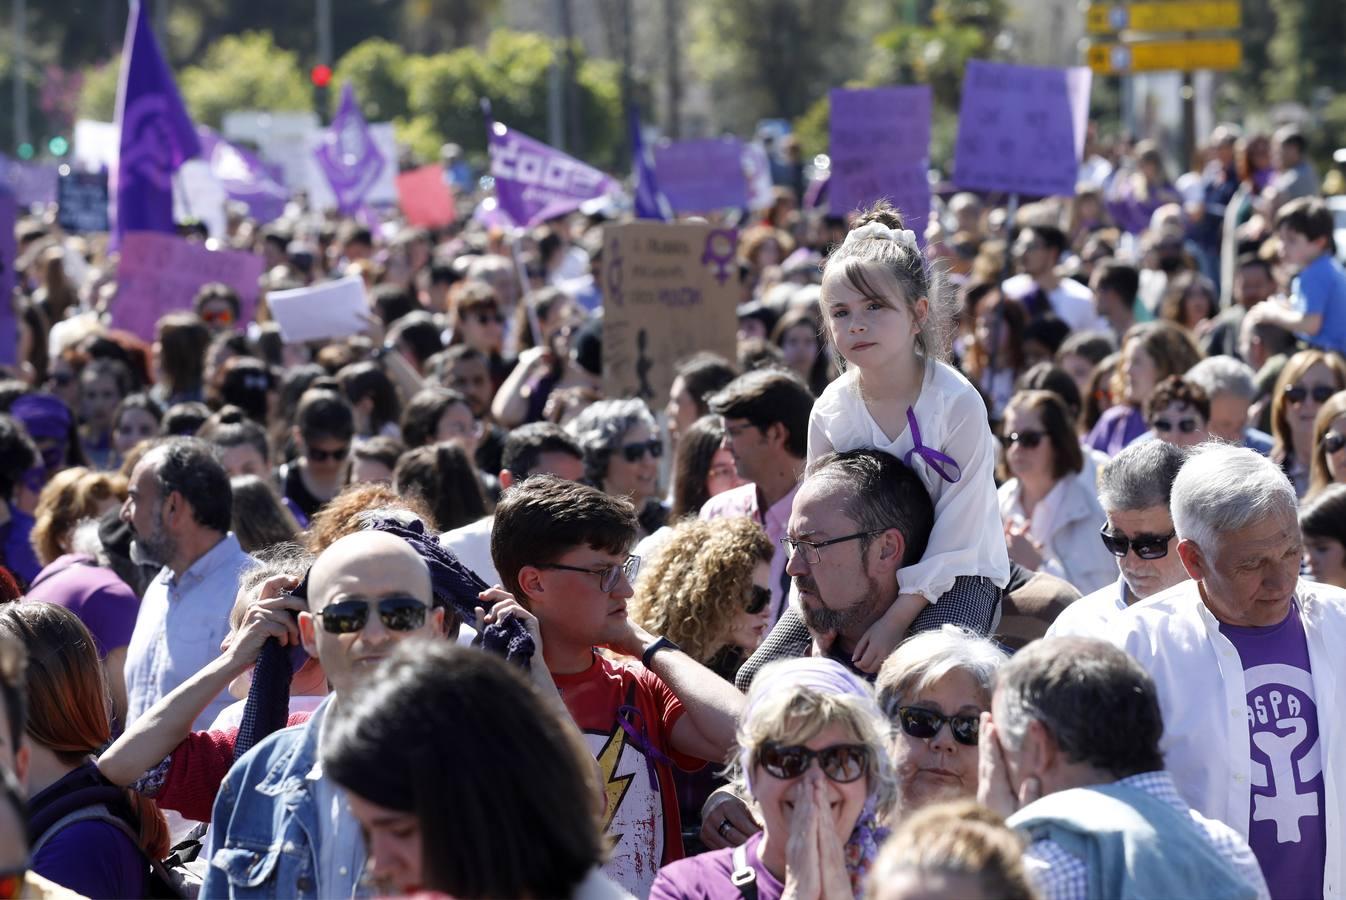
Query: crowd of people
0 117 1343 899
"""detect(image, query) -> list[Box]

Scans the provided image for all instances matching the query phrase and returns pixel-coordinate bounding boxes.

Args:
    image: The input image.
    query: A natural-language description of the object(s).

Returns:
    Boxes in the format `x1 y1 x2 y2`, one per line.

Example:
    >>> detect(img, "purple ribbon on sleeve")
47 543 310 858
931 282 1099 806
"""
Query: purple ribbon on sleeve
616 703 675 790
902 407 962 484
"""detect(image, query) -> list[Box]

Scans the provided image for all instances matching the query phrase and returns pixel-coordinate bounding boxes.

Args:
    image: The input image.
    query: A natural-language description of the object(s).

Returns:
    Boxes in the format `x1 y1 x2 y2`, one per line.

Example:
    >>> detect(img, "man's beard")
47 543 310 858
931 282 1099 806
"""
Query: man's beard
130 518 175 568
798 573 887 640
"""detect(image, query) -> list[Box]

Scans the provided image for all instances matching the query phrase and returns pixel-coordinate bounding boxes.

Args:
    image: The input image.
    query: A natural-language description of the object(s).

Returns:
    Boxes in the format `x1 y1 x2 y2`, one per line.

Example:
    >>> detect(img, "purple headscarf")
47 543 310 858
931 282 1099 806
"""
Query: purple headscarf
10 393 72 472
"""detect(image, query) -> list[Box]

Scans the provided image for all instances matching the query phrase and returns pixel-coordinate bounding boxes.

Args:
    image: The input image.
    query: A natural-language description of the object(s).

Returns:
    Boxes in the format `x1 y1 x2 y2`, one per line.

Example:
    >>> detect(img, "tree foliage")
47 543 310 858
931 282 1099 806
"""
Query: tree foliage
76 57 122 123
178 33 311 129
1266 0 1346 103
333 38 412 122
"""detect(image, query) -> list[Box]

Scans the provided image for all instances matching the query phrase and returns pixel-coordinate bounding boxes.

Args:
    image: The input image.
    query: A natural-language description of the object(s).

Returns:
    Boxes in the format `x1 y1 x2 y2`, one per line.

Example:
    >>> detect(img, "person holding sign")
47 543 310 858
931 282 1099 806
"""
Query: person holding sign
808 203 1009 673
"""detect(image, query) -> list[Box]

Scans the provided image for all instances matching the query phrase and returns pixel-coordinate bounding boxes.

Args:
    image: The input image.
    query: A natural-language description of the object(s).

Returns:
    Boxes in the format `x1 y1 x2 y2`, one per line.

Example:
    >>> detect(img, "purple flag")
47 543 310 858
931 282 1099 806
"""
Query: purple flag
829 85 931 238
654 138 747 213
953 60 1092 198
314 84 388 215
0 156 59 209
488 119 618 228
199 127 288 224
112 0 201 243
629 105 670 220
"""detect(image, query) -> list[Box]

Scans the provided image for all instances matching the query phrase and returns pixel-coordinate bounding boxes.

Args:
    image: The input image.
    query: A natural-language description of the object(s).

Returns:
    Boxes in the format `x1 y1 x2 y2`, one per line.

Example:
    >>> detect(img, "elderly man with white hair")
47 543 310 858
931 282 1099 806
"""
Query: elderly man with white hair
1184 356 1275 454
1111 443 1346 897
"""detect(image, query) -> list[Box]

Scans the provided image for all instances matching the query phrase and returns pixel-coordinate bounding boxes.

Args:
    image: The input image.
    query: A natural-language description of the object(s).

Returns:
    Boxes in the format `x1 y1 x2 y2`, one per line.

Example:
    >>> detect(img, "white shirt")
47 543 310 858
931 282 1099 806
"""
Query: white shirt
1109 579 1346 899
1047 576 1129 639
809 360 1010 602
440 514 501 588
124 533 255 731
998 476 1116 595
1002 272 1107 332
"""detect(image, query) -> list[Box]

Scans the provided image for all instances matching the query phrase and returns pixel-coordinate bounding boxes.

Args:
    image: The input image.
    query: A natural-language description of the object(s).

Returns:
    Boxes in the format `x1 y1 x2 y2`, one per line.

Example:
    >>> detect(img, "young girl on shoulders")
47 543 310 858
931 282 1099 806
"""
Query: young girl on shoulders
809 202 1010 671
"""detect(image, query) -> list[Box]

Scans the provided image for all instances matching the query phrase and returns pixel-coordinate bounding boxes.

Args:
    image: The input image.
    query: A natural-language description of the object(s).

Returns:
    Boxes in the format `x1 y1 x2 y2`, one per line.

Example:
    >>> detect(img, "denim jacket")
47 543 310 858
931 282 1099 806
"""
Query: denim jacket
200 697 364 899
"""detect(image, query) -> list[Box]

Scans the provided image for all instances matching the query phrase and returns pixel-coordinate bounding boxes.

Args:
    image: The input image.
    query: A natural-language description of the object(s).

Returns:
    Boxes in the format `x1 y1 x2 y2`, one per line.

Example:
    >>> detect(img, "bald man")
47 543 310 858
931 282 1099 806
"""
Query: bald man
202 531 444 899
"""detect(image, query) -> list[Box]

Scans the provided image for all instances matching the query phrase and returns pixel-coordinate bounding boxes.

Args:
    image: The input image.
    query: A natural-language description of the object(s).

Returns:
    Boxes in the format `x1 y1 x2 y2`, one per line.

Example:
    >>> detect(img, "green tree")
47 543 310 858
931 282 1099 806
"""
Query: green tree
77 57 122 123
1266 0 1346 103
333 39 412 122
178 32 312 129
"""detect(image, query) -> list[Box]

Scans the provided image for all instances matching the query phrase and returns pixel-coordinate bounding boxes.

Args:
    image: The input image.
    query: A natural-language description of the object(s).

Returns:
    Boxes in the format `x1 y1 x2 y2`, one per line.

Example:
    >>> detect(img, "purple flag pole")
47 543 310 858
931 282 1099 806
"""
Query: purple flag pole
112 0 202 246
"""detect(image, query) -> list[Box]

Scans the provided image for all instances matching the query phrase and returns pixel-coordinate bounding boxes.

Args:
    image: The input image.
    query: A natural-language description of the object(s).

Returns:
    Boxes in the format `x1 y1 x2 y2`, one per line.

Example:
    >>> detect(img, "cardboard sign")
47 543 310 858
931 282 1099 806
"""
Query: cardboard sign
57 170 111 233
829 85 932 235
953 60 1092 198
0 188 16 366
266 276 370 344
654 139 748 213
396 165 457 227
112 232 265 341
600 222 738 407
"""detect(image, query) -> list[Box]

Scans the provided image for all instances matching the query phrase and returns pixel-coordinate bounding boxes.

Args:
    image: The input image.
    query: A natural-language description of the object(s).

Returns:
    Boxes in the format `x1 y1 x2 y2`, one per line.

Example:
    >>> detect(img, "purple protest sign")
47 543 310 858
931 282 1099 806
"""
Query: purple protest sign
112 0 201 244
829 85 932 236
200 127 288 224
112 232 265 342
0 188 16 366
0 158 59 209
314 84 387 215
654 138 747 213
953 60 1092 198
488 120 619 228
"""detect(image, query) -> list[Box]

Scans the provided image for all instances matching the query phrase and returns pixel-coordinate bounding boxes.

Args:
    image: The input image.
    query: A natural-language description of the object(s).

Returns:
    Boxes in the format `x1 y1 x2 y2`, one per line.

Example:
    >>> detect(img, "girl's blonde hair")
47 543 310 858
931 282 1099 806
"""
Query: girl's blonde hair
821 200 956 363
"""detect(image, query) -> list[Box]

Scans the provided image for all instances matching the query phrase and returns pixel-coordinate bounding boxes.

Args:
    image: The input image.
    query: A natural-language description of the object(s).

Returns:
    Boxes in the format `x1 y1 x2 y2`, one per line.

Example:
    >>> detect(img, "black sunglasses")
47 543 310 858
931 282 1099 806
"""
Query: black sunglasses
1152 417 1200 434
471 312 504 325
620 439 663 463
316 594 429 634
1099 526 1176 560
308 445 350 463
746 585 770 615
894 706 980 747
1000 430 1045 449
758 742 870 783
1323 431 1346 454
1285 384 1336 405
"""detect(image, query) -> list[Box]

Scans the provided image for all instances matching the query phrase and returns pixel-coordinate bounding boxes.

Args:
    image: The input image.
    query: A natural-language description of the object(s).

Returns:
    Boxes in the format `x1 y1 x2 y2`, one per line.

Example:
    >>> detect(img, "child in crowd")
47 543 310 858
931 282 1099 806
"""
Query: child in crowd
1245 196 1346 356
808 202 1010 671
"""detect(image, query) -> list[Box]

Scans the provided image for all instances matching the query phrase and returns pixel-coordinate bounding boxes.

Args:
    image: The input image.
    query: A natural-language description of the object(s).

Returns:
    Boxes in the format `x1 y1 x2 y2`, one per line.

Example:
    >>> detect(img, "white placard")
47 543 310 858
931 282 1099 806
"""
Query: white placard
266 275 370 343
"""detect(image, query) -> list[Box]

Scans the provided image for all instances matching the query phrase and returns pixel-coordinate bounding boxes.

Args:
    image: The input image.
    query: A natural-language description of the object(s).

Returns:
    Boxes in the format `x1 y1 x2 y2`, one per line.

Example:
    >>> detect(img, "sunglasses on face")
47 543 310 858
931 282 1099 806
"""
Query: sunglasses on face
201 308 235 326
620 439 663 463
471 312 504 325
893 706 980 747
1099 526 1176 560
1152 417 1200 434
1285 384 1336 405
1000 429 1045 449
746 585 770 615
316 594 429 634
536 555 641 592
1322 432 1346 454
308 445 350 463
758 741 870 783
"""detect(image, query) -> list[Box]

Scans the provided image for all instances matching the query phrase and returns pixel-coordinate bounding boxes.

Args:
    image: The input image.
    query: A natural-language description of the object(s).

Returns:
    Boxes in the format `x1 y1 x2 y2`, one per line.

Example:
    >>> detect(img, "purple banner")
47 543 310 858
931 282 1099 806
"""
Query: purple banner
0 188 15 367
0 157 59 209
654 138 747 213
829 85 932 236
953 60 1092 198
112 232 265 341
488 120 619 228
112 0 201 243
200 127 287 224
314 84 386 215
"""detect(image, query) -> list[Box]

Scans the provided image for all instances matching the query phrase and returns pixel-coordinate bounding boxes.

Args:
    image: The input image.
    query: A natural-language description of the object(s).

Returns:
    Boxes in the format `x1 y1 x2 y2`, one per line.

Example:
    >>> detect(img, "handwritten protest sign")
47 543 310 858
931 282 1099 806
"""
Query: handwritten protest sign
654 139 747 213
601 222 738 407
57 170 111 233
829 85 932 235
0 188 15 366
396 165 457 227
953 60 1092 198
112 232 264 341
267 276 370 344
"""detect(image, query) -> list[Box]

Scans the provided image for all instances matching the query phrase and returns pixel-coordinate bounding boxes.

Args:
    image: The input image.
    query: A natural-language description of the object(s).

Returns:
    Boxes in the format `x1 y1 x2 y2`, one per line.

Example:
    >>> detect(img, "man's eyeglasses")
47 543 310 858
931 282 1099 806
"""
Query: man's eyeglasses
893 706 980 747
780 530 886 566
1099 526 1176 560
1152 417 1200 434
537 555 641 592
315 595 429 634
1322 431 1346 454
745 585 770 615
758 742 870 783
1000 430 1045 449
620 439 663 463
307 445 350 463
1285 384 1336 405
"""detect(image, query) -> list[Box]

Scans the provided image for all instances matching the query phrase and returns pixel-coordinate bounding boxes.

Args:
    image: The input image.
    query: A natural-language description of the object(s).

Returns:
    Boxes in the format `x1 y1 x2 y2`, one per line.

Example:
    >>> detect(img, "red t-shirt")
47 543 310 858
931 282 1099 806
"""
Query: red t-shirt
554 651 704 898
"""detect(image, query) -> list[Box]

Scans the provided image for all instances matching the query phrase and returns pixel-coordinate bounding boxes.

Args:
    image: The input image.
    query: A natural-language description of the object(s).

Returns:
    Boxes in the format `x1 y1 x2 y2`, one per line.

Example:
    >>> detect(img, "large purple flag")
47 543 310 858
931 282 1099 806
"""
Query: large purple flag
314 84 387 215
112 0 201 243
488 119 618 228
199 127 288 224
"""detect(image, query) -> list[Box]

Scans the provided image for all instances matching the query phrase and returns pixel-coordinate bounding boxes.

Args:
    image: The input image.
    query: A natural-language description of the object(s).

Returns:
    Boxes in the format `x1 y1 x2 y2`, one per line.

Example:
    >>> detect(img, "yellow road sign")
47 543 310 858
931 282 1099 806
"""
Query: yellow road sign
1087 38 1243 74
1086 1 1242 34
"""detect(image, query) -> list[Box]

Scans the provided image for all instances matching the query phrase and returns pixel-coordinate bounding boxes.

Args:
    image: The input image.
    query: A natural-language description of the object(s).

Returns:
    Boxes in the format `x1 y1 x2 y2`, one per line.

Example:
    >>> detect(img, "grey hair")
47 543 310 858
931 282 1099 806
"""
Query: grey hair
875 625 1008 719
565 398 658 488
1097 440 1189 513
1185 356 1256 402
240 542 315 596
1171 442 1298 552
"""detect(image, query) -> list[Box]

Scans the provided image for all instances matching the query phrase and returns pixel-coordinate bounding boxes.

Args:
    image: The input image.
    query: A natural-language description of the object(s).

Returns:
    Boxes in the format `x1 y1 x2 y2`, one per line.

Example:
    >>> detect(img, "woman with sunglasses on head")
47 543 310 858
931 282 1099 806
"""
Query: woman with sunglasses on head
1143 376 1210 449
1306 389 1346 500
651 657 897 900
568 398 669 539
875 627 1007 815
998 390 1115 595
1268 349 1346 497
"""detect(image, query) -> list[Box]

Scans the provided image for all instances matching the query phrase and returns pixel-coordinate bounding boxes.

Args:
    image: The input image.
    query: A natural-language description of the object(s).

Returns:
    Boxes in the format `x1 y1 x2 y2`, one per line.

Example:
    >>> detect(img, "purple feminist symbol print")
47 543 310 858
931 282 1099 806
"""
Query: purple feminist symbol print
315 85 386 214
120 96 181 191
701 229 737 285
902 408 962 484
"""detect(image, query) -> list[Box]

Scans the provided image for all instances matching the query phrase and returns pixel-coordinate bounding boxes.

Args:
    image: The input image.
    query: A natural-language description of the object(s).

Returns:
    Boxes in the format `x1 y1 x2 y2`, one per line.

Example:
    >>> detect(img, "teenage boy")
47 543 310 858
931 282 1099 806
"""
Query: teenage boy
1246 197 1346 356
490 476 744 898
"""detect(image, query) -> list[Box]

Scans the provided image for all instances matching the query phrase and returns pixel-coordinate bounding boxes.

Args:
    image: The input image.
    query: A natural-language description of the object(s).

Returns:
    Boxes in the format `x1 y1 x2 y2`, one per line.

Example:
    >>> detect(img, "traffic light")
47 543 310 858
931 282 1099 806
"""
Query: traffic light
311 65 333 123
48 136 69 157
310 65 332 88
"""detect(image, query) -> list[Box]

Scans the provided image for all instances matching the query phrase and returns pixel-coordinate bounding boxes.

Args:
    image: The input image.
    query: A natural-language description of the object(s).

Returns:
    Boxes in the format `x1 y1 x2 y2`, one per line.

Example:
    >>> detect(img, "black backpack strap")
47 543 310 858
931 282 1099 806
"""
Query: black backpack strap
730 842 758 900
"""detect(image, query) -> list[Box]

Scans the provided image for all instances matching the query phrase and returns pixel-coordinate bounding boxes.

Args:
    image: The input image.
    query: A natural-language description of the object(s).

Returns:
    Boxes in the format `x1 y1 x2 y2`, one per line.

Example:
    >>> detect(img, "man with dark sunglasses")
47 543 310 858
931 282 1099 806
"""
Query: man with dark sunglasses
1049 440 1189 639
203 530 445 898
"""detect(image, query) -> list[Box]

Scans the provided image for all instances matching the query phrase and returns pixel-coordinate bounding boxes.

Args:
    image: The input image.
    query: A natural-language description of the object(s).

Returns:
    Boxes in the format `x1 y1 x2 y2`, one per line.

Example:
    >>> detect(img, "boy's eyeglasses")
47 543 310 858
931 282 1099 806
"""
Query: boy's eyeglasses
893 706 980 746
536 555 641 592
316 595 429 634
1099 526 1176 560
758 742 870 783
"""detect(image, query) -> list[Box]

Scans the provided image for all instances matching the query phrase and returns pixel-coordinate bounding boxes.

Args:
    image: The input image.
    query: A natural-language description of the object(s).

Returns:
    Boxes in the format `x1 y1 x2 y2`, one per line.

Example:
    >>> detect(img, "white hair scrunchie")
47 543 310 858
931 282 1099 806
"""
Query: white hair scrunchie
842 221 918 251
